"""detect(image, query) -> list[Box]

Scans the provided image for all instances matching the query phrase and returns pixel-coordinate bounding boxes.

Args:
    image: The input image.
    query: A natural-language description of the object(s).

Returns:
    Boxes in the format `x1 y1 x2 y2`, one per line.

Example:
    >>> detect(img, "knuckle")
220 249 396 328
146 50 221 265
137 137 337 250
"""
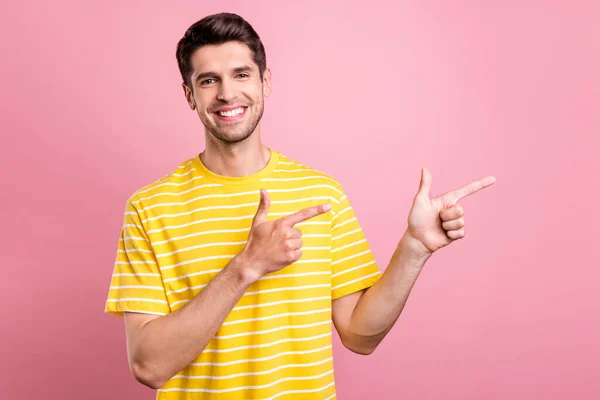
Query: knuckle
287 251 296 262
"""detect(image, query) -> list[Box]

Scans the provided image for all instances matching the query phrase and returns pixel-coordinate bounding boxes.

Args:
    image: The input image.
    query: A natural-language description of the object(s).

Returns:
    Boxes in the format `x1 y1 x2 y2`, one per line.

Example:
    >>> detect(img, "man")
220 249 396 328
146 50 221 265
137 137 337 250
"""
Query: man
105 12 496 399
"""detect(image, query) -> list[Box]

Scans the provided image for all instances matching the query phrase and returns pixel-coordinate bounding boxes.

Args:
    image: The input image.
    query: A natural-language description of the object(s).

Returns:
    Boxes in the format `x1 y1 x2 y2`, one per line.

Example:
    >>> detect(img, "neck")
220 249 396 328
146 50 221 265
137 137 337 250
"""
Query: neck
200 129 270 177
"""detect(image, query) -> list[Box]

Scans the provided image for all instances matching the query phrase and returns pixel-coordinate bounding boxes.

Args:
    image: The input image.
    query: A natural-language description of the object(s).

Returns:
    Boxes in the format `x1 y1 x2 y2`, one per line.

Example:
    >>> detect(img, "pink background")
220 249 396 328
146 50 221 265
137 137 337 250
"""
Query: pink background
2 1 598 399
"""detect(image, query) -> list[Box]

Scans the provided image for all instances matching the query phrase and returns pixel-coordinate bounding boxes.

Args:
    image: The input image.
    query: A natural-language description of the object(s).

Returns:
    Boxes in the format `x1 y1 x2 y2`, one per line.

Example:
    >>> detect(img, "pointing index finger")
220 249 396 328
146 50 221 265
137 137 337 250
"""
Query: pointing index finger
445 176 496 203
281 203 332 226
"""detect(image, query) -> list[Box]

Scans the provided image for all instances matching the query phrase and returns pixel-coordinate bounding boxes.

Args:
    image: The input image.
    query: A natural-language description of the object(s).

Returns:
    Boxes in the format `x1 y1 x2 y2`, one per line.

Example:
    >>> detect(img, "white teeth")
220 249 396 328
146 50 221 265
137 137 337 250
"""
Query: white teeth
218 107 244 117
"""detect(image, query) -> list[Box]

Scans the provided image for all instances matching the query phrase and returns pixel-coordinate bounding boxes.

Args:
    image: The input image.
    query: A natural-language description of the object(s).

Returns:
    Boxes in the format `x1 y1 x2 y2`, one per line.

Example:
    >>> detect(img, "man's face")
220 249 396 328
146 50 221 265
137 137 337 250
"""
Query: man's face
185 41 271 144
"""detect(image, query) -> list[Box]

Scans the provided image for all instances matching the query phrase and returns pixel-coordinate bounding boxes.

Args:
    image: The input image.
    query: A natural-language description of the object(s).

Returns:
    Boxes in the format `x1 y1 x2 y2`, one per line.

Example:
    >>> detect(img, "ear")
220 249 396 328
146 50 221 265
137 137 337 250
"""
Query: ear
262 68 272 97
182 83 195 110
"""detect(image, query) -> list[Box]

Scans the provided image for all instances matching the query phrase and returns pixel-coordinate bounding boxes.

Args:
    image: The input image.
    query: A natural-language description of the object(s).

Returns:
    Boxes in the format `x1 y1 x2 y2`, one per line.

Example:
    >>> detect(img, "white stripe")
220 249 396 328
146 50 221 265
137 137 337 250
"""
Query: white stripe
301 246 330 251
165 270 329 285
332 217 356 231
332 271 381 291
271 196 335 205
214 320 330 339
192 344 332 366
173 357 333 380
118 248 153 254
291 259 330 264
110 285 164 291
117 310 167 316
157 370 333 394
267 184 342 195
157 241 246 258
140 196 336 222
331 261 376 278
106 298 168 304
139 190 259 212
266 382 336 400
222 308 331 326
260 272 330 281
332 228 361 241
115 260 155 265
332 206 352 221
276 160 304 165
150 212 328 231
170 284 331 307
244 283 330 296
123 224 143 229
112 273 161 277
166 274 218 294
133 182 222 203
175 296 330 313
332 250 370 265
268 213 332 224
159 255 235 271
171 168 195 177
163 269 220 284
135 176 207 196
261 175 338 184
136 184 342 207
339 195 347 202
120 236 149 242
232 295 331 311
142 202 259 223
147 218 252 236
202 332 331 354
331 239 366 253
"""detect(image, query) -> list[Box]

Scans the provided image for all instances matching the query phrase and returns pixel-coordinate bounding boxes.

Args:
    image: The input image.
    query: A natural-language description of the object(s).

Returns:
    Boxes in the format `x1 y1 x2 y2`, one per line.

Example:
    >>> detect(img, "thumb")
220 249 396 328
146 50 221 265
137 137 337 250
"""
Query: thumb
416 167 432 199
252 188 270 227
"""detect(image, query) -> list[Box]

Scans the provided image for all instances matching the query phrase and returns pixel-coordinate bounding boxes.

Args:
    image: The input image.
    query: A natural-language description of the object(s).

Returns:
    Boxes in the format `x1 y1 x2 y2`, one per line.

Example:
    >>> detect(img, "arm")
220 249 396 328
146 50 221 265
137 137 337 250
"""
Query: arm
123 190 331 389
125 254 258 389
333 168 496 354
332 232 429 355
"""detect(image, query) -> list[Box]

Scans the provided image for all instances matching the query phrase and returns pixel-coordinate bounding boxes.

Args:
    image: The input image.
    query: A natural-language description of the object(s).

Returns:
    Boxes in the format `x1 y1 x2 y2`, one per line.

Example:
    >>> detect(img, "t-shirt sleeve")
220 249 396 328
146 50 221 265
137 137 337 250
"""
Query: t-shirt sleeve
330 188 382 300
105 199 171 318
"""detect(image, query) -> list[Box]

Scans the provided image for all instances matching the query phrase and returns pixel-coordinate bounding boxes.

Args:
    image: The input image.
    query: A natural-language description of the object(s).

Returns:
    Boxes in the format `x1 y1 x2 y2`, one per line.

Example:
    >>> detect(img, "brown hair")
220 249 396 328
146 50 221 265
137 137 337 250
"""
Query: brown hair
176 13 267 90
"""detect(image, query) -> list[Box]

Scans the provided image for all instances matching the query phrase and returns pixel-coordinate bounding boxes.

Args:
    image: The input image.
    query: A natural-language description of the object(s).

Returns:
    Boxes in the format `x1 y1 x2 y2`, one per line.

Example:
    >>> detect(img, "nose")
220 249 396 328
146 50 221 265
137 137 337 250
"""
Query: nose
216 78 236 102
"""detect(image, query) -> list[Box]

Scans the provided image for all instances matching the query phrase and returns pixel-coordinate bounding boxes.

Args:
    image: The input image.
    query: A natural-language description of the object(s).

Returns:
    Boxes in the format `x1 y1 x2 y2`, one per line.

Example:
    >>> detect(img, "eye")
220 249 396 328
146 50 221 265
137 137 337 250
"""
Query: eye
200 78 217 86
236 73 250 79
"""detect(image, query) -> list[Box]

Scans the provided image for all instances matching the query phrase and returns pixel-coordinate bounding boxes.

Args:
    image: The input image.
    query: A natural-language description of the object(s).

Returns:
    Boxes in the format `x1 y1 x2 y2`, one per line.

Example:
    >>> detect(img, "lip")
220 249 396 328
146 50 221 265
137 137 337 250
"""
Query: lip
213 106 247 122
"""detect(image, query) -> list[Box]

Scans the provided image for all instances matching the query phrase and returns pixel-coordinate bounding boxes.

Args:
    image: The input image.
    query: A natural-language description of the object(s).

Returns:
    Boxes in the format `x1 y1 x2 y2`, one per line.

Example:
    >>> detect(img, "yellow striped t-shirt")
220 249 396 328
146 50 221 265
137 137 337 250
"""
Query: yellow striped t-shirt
105 148 382 399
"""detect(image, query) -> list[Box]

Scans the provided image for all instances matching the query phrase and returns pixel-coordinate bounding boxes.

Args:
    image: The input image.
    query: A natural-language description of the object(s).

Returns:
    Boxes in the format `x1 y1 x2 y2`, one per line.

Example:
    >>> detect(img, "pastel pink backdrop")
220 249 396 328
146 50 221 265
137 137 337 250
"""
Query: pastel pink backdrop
2 1 598 399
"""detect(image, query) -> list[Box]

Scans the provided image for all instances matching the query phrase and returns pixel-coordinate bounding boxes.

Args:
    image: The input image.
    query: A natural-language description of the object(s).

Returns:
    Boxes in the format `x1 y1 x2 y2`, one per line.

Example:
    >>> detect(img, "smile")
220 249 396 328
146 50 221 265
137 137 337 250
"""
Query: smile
214 107 247 121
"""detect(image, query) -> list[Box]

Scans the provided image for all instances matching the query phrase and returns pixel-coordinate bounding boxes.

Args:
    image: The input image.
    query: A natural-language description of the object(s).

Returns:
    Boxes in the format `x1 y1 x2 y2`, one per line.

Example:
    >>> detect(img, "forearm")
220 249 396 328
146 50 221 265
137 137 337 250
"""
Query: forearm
345 232 431 354
132 253 258 388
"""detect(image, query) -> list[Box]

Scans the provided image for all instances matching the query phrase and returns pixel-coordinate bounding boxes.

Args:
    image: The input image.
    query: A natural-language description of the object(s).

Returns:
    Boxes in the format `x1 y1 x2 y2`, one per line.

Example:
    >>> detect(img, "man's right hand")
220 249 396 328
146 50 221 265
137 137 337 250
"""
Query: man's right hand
239 188 332 280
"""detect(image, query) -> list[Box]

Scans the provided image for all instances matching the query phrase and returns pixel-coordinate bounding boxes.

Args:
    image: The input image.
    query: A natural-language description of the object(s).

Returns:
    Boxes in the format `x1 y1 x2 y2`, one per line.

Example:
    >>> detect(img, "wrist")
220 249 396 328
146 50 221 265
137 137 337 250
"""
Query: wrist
400 231 433 263
232 251 263 286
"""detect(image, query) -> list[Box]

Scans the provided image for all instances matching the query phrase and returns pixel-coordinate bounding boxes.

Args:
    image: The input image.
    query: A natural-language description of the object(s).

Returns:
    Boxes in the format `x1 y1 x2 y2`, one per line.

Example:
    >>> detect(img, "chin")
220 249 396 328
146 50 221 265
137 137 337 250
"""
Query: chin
209 128 254 144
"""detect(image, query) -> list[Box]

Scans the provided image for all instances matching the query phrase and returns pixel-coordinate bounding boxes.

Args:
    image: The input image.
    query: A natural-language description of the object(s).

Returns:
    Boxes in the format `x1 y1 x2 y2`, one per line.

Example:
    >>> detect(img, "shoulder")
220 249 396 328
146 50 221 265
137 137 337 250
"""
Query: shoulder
125 156 198 209
274 152 345 195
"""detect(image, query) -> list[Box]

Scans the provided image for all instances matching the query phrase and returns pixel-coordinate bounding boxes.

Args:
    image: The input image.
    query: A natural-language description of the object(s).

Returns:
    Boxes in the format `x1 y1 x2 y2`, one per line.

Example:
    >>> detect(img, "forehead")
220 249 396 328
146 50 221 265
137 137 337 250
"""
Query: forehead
190 41 257 77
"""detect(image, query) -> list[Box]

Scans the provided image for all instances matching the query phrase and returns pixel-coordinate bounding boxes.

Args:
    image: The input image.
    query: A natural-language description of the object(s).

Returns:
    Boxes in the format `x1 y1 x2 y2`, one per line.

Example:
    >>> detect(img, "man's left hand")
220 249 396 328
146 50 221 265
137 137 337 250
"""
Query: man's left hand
405 168 496 259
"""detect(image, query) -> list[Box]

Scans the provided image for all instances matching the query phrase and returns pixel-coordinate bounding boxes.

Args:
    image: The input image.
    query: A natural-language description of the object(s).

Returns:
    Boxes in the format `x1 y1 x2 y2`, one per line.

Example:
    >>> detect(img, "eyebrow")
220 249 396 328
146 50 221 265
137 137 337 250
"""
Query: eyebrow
194 65 254 83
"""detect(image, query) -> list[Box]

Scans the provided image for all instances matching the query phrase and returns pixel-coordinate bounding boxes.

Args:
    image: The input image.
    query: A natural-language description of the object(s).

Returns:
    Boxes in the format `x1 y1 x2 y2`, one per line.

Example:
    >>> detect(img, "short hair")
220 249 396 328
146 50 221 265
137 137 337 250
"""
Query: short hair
176 13 267 89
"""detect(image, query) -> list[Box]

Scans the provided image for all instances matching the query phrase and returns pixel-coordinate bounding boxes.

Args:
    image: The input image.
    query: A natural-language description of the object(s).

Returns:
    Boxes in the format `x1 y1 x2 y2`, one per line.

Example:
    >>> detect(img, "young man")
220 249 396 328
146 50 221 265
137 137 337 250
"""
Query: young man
105 12 495 399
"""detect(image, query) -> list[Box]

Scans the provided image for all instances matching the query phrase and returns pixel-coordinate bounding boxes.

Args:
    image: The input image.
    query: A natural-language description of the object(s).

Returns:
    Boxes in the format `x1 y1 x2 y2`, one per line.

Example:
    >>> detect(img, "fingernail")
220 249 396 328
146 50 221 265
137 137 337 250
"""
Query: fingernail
323 204 331 211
